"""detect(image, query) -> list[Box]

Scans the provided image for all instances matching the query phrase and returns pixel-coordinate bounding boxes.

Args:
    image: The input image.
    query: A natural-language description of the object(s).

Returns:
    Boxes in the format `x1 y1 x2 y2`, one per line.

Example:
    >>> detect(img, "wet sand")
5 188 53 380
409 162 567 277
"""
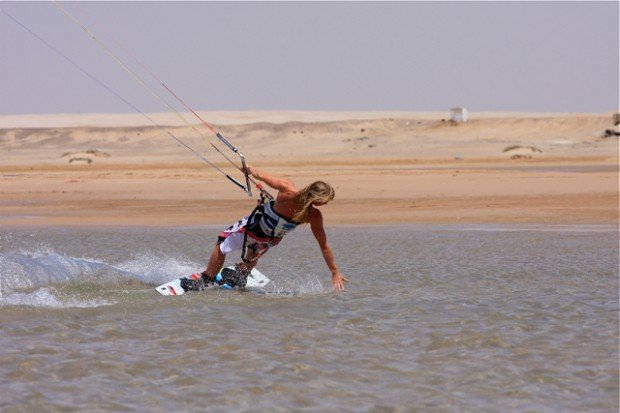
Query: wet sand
0 111 618 227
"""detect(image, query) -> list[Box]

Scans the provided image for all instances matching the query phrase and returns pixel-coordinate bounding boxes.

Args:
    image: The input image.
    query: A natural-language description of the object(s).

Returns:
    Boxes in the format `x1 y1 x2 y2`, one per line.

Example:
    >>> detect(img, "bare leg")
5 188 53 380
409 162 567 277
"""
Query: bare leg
237 244 271 273
238 259 258 273
202 242 225 281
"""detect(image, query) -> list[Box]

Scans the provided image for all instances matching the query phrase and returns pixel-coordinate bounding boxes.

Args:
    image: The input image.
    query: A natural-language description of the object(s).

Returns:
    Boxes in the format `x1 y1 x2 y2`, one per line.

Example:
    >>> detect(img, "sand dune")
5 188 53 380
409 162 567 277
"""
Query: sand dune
1 111 616 164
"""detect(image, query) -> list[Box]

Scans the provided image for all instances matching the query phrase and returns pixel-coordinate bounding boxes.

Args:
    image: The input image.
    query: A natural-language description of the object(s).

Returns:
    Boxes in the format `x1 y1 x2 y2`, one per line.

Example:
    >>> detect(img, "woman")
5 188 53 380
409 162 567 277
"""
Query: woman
194 165 348 292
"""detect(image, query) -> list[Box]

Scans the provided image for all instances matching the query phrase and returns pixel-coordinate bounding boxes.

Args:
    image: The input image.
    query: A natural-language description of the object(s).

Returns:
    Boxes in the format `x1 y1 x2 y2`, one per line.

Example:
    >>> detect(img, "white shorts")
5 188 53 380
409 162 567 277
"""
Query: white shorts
219 232 245 254
217 216 282 260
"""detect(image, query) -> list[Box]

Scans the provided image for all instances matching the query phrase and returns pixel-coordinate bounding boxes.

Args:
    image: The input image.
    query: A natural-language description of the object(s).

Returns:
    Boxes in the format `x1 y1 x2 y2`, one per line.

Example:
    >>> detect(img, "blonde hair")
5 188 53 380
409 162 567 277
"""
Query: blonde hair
293 181 335 223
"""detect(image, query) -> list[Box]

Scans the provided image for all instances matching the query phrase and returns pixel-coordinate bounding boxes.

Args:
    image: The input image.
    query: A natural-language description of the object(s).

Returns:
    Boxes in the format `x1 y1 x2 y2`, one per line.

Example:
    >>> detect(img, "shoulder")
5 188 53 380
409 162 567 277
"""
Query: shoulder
277 181 300 201
308 206 324 225
275 178 297 195
283 179 299 194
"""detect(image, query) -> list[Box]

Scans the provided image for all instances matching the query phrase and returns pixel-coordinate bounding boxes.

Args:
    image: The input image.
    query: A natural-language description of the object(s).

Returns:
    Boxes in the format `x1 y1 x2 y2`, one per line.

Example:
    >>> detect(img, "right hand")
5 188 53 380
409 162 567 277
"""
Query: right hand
242 164 257 178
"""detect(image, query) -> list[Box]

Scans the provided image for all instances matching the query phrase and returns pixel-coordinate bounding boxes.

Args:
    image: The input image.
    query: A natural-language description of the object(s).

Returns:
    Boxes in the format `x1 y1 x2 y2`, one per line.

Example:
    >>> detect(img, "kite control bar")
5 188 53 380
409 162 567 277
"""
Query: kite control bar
217 132 252 197
218 133 275 202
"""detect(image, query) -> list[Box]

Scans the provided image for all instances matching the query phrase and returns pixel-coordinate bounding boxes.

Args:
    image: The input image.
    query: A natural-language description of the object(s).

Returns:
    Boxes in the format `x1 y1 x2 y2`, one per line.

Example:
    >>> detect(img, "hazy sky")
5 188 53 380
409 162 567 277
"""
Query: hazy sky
1 1 618 115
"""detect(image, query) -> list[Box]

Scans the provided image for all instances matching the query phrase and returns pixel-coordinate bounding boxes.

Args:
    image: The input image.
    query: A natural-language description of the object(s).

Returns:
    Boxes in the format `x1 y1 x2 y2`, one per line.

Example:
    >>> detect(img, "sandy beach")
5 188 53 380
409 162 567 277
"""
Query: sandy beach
0 111 618 227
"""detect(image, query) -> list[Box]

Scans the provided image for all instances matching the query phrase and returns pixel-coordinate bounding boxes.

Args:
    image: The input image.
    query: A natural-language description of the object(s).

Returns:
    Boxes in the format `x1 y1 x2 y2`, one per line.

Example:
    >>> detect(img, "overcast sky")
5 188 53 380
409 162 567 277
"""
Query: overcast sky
1 1 618 115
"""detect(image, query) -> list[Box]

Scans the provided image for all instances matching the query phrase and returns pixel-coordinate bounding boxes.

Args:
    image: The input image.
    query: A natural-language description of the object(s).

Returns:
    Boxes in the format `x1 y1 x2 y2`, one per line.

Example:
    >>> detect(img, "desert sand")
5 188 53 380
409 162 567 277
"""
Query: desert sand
0 111 618 227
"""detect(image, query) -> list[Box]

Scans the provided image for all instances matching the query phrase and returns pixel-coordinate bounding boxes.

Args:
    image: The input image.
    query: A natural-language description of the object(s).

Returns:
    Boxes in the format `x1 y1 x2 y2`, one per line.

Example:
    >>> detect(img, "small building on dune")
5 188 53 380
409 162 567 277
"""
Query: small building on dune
450 107 469 123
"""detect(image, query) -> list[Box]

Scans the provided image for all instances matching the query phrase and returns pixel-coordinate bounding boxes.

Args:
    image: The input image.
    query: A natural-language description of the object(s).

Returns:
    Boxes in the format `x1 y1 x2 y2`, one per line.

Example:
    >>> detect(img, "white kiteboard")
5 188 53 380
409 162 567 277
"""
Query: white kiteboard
156 266 270 296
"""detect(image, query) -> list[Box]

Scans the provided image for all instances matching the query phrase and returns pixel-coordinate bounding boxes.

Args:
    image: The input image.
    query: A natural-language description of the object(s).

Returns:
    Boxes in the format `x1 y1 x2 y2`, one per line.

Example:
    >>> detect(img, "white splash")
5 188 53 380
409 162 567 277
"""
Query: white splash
0 287 111 308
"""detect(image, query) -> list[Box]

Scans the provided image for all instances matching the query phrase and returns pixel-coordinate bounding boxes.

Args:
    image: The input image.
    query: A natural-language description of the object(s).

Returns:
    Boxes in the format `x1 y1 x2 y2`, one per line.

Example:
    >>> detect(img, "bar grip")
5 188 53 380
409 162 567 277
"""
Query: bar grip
226 175 247 192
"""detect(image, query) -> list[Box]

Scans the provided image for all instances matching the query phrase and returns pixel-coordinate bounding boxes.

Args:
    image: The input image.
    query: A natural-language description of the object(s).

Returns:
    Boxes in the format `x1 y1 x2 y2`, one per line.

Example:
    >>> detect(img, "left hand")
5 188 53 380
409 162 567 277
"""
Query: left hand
331 271 348 292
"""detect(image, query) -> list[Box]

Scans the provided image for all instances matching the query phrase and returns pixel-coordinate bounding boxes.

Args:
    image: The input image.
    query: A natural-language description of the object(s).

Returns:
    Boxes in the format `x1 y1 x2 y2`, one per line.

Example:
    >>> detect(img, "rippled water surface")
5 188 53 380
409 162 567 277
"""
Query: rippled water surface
1 225 618 412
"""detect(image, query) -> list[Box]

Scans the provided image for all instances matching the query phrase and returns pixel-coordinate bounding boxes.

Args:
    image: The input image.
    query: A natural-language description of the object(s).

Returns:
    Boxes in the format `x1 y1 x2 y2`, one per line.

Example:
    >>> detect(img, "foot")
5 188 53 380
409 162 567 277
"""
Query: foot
200 271 215 285
180 273 205 292
218 265 250 288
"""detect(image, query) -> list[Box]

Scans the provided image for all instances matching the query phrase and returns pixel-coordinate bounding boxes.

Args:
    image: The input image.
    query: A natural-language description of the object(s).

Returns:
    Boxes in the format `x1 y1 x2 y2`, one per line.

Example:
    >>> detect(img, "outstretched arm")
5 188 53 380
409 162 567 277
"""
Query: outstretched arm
309 208 348 292
244 165 296 192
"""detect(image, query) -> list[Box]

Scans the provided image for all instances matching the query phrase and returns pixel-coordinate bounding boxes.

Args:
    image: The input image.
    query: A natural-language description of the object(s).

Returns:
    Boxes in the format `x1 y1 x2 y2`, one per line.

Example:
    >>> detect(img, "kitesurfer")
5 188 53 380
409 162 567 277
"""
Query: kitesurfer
191 165 348 292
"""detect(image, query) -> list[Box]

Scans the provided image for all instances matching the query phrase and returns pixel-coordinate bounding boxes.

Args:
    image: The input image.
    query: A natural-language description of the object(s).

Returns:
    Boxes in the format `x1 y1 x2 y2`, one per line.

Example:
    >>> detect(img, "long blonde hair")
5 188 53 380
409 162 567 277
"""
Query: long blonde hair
293 181 335 223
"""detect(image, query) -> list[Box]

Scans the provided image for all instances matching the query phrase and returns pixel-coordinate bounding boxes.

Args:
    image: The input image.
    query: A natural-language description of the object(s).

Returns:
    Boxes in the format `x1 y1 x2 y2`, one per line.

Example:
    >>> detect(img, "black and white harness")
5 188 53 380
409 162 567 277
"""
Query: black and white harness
241 194 299 263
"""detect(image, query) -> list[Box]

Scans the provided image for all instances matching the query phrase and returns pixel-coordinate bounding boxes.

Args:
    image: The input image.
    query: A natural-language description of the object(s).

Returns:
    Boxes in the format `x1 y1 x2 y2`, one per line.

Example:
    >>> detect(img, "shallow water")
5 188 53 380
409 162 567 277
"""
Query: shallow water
1 225 618 412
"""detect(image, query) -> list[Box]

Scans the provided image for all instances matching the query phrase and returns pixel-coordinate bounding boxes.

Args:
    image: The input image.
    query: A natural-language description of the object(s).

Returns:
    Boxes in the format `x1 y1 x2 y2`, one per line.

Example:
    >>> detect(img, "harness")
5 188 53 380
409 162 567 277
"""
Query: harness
241 191 298 263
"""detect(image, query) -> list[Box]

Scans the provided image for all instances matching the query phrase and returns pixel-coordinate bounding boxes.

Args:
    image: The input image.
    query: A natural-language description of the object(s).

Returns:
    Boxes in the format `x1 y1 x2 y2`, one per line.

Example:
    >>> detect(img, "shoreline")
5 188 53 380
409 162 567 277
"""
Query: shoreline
3 222 617 231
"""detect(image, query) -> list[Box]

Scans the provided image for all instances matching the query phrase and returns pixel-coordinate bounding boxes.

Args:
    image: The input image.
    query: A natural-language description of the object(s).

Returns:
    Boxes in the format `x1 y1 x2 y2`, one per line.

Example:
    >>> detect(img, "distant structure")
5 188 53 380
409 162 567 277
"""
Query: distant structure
604 112 620 136
450 107 469 123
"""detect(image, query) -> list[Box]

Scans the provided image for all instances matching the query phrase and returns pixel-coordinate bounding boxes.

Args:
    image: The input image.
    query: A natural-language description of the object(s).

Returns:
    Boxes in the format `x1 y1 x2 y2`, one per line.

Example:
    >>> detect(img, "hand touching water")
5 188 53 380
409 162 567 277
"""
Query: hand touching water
332 271 348 292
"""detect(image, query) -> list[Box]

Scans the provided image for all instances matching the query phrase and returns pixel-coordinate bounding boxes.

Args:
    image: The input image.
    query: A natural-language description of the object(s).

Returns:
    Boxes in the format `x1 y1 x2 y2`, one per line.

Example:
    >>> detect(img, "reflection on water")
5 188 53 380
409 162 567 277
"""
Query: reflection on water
1 225 618 412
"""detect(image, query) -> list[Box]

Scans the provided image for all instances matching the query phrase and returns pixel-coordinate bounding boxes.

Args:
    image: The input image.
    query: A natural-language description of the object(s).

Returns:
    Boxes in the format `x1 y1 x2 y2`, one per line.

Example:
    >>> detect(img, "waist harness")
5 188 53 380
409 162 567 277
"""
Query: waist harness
241 197 298 263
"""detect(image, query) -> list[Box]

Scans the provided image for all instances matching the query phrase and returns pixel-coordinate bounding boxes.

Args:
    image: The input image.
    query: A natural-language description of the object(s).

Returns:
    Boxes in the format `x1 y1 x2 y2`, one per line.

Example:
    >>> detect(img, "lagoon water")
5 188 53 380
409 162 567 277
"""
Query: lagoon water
1 225 618 412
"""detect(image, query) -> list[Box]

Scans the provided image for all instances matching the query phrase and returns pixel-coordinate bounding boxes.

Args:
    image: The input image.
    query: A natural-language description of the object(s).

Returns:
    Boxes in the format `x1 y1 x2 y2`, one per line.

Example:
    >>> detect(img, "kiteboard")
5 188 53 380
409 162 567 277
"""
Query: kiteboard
156 266 270 296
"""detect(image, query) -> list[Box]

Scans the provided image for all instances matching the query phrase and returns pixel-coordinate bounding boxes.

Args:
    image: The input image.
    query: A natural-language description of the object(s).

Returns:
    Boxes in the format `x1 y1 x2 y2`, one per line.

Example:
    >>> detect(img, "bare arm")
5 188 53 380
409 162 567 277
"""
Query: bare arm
245 165 296 192
309 207 348 292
